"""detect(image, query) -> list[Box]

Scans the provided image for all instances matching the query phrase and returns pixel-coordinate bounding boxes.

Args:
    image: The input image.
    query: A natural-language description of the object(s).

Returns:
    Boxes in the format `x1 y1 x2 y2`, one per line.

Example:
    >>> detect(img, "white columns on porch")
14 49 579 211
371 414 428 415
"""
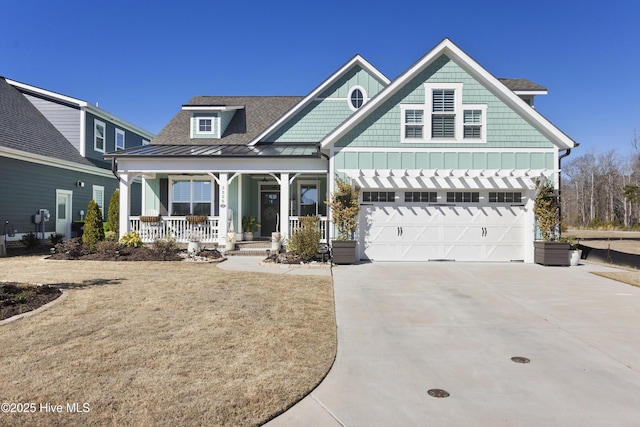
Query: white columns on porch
216 173 229 246
118 172 139 239
279 173 290 240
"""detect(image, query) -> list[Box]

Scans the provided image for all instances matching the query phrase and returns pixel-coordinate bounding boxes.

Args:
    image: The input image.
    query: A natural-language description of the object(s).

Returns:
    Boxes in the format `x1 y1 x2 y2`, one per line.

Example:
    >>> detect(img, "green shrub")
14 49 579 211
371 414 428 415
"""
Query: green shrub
152 237 178 254
82 200 105 249
20 232 40 249
107 189 119 235
287 216 322 261
104 230 118 241
119 231 143 248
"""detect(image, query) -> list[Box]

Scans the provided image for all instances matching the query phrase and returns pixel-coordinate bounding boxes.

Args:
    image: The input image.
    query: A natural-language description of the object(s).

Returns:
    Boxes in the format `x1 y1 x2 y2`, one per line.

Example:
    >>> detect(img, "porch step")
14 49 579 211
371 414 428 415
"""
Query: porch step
225 239 271 256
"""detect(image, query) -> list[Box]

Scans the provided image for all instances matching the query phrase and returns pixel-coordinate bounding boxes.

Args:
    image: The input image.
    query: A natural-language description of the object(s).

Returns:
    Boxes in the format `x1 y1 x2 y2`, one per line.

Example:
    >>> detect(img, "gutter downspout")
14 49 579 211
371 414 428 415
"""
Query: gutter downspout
321 149 330 244
558 142 579 236
111 158 121 182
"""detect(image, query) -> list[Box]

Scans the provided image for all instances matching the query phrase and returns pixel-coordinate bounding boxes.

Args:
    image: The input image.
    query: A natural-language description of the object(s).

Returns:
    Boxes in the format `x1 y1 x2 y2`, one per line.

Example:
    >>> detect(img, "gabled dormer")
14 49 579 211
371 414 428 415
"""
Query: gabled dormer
182 104 245 139
498 78 547 108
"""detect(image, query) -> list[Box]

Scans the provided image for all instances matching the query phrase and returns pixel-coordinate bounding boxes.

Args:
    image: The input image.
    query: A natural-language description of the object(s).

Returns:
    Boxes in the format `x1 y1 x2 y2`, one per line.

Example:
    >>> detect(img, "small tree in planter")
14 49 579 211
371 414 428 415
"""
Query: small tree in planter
242 216 260 241
533 181 569 266
326 176 360 264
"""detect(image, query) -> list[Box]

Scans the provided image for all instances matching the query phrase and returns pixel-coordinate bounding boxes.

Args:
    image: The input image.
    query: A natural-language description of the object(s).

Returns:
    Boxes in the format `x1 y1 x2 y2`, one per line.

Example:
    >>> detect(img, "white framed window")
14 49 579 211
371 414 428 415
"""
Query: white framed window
348 86 367 111
400 106 425 142
142 139 150 146
426 83 462 140
298 181 319 216
169 177 213 216
192 115 218 138
92 185 105 219
463 105 487 141
404 191 437 203
362 191 396 202
446 192 479 203
115 128 125 150
489 192 523 204
94 120 106 152
401 83 487 143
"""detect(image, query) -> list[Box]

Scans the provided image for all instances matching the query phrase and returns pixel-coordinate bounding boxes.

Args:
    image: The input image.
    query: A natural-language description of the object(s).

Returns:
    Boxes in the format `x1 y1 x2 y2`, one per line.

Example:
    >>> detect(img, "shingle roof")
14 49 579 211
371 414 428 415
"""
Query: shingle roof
152 96 304 145
0 77 94 166
499 78 547 92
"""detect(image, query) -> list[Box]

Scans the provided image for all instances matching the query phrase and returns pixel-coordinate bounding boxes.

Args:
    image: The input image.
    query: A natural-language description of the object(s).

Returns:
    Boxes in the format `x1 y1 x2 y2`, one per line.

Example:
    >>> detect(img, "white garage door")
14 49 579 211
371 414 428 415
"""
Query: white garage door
359 194 526 262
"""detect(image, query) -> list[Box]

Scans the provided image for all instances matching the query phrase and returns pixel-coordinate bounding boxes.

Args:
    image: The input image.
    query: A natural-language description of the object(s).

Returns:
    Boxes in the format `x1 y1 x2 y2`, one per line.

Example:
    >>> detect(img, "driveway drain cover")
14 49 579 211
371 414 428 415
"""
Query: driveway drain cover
511 356 530 364
427 389 450 398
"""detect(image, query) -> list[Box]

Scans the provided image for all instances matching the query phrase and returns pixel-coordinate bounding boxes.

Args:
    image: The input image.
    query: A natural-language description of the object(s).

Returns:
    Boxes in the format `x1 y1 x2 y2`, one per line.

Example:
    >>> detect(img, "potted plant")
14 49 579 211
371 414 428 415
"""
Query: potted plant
242 216 260 241
561 236 582 266
533 181 570 266
326 176 360 264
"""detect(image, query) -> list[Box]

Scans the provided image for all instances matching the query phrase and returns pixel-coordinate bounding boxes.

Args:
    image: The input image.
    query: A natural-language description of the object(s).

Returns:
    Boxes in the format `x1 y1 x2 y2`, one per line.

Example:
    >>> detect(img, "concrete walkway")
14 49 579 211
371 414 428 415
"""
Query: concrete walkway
264 261 640 427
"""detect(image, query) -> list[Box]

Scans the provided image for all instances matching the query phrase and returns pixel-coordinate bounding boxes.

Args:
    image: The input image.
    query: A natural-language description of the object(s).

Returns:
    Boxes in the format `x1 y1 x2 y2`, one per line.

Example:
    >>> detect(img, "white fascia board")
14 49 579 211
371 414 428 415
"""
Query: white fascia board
181 105 244 111
0 146 115 178
248 54 390 146
513 90 547 96
114 156 328 174
84 104 155 140
321 38 576 151
6 78 87 107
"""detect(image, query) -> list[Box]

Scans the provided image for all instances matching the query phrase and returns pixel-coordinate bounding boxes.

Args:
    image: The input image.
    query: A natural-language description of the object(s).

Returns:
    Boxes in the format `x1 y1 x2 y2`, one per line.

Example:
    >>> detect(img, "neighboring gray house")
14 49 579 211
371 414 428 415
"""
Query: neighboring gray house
0 77 154 244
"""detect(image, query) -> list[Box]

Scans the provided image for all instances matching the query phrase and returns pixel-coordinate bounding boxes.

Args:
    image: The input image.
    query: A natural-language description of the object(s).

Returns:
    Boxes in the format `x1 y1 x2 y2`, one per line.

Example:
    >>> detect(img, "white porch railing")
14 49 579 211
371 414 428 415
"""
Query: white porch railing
130 217 220 243
288 216 329 243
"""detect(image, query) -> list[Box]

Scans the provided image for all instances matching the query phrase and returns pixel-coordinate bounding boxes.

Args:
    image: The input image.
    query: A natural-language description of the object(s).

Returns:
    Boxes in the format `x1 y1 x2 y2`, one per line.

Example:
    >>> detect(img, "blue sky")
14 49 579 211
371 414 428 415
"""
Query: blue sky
2 0 639 155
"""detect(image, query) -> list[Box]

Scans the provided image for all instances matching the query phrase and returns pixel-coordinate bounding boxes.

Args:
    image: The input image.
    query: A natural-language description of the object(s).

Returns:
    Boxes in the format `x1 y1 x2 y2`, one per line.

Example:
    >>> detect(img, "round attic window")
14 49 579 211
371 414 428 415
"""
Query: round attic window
349 86 366 110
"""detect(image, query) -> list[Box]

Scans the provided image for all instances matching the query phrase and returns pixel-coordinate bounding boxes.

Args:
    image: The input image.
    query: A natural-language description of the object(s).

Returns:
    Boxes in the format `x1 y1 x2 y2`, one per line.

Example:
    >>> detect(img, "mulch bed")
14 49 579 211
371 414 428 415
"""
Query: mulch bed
0 282 62 321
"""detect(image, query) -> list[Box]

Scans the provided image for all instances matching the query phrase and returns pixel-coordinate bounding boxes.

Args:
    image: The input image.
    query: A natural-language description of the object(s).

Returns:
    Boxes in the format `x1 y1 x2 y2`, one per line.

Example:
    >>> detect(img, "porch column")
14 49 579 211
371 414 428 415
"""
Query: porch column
280 173 290 240
118 173 132 239
218 173 229 246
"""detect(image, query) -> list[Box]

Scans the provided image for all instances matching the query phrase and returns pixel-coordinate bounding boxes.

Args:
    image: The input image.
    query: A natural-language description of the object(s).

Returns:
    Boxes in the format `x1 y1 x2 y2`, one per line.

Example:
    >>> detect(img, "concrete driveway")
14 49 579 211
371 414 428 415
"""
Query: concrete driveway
266 262 640 426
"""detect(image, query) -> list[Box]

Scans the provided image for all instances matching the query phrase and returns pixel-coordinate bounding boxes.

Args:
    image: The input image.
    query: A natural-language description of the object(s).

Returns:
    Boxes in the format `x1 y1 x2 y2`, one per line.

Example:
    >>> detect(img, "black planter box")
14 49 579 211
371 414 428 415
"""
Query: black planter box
331 240 357 265
534 241 570 266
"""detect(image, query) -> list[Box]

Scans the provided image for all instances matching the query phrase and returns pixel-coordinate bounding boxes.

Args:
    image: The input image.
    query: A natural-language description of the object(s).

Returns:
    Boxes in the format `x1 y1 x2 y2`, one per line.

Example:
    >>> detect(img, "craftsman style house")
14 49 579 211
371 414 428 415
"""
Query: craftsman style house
0 78 153 243
107 38 576 263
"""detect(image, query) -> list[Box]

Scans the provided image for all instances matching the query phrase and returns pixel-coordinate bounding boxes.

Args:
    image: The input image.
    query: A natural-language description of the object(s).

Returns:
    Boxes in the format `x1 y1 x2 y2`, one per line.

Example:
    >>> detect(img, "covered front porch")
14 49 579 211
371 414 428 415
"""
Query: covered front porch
107 144 329 246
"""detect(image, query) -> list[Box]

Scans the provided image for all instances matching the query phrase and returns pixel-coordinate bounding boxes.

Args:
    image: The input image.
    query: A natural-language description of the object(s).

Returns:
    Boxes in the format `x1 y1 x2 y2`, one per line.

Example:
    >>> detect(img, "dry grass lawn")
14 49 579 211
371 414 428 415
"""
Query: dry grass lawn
0 256 336 426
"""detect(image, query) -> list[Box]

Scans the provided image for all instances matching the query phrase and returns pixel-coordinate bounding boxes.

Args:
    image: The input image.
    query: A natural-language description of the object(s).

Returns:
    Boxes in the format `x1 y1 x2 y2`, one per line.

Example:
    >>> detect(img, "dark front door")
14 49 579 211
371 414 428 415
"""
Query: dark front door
260 188 280 237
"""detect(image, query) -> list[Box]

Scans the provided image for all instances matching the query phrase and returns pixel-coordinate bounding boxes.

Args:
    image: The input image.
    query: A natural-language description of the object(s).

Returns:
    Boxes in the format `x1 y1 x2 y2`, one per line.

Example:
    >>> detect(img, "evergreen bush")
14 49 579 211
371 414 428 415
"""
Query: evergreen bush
107 189 119 235
287 216 322 261
82 200 105 249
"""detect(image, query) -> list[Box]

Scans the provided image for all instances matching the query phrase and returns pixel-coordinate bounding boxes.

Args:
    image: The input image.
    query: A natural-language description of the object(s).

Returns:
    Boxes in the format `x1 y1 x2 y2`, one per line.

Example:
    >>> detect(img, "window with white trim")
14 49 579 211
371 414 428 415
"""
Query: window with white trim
198 118 212 133
170 178 212 216
404 109 424 139
299 182 318 216
93 185 105 219
431 89 456 138
142 139 150 145
489 192 522 203
363 191 396 202
404 191 437 203
115 128 125 150
463 109 482 139
349 86 367 110
94 120 106 152
446 192 479 203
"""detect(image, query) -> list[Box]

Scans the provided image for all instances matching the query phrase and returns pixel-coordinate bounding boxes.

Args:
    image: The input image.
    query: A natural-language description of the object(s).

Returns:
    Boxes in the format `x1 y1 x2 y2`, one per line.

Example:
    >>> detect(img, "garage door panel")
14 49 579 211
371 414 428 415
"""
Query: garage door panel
359 202 526 262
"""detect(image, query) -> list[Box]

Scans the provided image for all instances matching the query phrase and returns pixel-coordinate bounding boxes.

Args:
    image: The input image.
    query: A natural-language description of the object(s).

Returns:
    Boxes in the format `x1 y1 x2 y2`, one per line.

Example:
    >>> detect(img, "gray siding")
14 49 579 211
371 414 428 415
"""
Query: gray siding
0 156 140 237
85 112 148 167
24 94 82 152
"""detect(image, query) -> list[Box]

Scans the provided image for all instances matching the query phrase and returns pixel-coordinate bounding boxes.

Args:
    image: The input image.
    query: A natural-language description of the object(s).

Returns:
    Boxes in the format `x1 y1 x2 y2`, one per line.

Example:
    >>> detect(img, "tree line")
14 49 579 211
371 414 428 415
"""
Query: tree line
561 130 640 229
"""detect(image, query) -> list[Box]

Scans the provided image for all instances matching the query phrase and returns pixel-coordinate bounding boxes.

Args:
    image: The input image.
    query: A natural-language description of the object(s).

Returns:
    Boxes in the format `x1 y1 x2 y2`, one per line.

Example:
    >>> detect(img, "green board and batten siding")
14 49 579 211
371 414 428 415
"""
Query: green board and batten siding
267 66 386 143
333 55 556 172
